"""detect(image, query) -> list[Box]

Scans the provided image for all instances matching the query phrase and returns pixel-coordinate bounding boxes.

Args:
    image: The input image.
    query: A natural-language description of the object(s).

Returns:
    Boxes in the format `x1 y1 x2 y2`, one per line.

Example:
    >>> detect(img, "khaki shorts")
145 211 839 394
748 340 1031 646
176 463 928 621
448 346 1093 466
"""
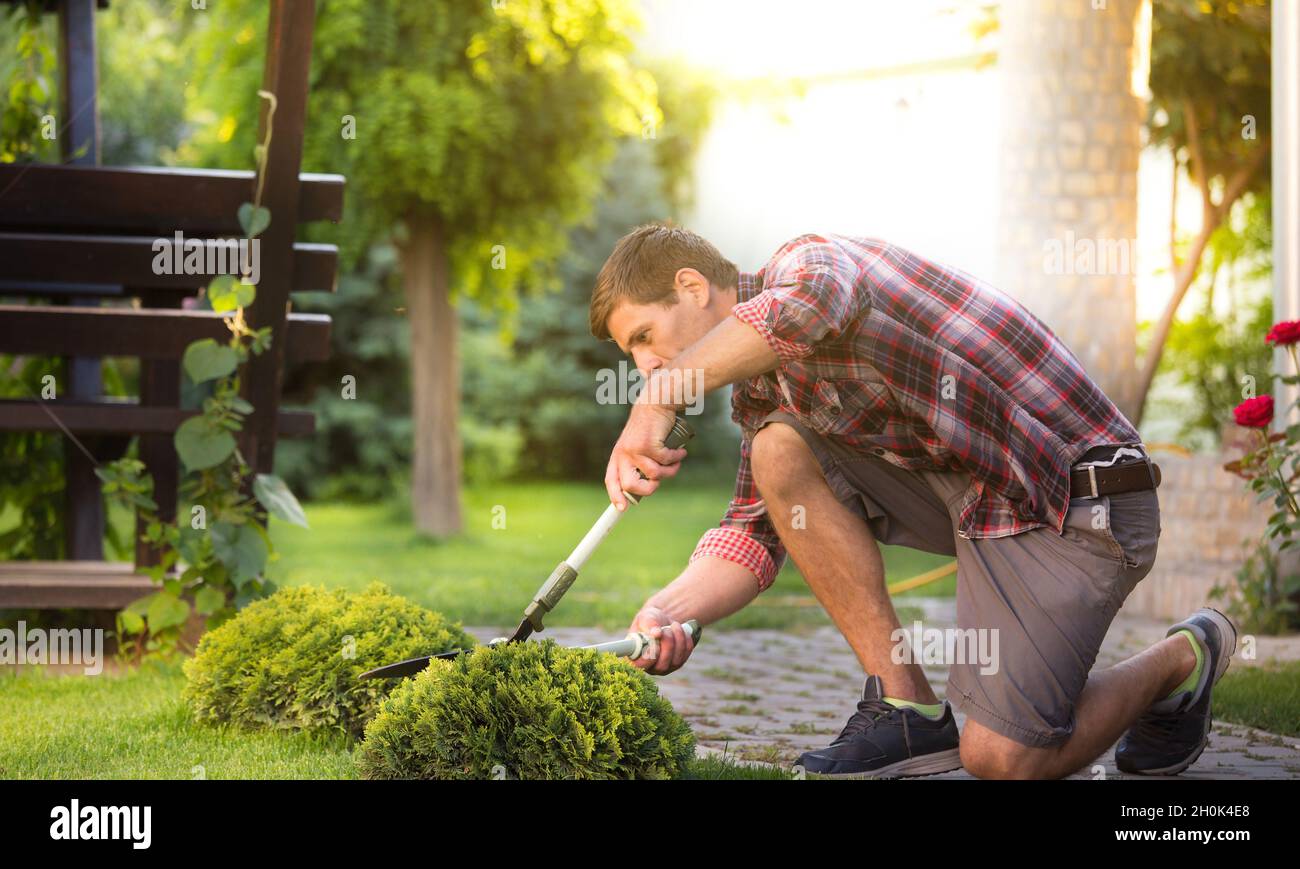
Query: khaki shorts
758 411 1162 749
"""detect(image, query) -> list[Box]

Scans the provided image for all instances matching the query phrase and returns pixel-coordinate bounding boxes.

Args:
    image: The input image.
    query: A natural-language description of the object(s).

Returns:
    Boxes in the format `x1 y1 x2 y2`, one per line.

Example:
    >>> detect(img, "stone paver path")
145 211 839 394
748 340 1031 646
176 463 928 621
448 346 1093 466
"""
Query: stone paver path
466 599 1300 779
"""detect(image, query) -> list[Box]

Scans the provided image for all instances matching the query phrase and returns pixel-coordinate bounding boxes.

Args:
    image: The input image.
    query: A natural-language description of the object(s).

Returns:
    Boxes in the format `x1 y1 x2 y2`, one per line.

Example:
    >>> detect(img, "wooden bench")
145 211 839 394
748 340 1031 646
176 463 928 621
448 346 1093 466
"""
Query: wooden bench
0 0 340 608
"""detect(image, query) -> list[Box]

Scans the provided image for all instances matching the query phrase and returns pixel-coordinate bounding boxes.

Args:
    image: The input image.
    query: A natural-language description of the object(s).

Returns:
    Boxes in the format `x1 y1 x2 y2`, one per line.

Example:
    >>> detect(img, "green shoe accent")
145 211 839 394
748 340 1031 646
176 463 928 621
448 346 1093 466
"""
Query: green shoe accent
883 696 945 721
1165 628 1203 699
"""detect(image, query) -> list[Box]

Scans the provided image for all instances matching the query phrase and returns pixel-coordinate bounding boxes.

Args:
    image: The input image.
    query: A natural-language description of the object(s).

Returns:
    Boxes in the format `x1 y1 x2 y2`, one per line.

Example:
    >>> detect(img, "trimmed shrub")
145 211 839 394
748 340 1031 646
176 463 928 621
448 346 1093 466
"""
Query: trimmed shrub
356 638 697 779
183 583 474 738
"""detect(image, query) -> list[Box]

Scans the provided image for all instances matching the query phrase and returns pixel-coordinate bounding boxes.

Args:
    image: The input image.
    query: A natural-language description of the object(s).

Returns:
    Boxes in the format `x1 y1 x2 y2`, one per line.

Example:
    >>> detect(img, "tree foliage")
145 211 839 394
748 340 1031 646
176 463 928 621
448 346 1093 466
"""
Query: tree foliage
1147 0 1271 192
186 0 657 309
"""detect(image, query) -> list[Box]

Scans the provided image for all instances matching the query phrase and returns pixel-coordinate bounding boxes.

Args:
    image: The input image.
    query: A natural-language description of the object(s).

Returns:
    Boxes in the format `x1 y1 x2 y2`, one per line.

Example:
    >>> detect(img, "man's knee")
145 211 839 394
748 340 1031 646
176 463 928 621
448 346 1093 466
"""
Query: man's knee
959 721 1059 780
751 422 822 502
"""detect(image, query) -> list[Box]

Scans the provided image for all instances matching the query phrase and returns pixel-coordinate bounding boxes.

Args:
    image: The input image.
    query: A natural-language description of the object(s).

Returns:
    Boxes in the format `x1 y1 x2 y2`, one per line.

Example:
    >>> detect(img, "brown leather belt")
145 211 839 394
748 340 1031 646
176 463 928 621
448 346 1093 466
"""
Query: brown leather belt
1069 448 1161 499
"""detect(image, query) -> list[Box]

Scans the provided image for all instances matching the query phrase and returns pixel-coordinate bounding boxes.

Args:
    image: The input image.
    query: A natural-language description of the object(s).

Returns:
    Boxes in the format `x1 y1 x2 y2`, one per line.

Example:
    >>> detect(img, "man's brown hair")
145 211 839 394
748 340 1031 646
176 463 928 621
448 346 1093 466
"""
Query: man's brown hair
589 222 739 340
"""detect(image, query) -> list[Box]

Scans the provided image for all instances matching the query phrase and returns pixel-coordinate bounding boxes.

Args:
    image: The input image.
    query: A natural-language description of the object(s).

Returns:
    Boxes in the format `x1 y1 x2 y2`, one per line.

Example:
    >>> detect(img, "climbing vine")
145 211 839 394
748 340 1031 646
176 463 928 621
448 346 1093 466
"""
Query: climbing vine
100 90 308 659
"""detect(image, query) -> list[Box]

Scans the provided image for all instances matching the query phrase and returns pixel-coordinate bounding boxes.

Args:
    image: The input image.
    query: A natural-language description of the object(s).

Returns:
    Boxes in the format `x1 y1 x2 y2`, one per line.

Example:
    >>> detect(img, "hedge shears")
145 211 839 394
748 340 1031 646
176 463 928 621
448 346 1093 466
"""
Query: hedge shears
359 415 699 679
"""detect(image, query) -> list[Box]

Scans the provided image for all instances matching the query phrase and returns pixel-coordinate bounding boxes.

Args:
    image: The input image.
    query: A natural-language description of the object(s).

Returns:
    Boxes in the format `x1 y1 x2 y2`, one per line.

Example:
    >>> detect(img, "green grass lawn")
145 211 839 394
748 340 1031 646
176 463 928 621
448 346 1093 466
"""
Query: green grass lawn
267 481 955 634
0 663 790 779
1212 659 1300 738
0 662 357 779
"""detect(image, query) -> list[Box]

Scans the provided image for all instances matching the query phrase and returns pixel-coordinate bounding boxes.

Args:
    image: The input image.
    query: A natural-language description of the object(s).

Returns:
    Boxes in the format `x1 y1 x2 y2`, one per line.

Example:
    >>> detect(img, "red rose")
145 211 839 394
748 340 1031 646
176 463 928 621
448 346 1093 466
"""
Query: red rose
1234 395 1274 428
1266 321 1300 345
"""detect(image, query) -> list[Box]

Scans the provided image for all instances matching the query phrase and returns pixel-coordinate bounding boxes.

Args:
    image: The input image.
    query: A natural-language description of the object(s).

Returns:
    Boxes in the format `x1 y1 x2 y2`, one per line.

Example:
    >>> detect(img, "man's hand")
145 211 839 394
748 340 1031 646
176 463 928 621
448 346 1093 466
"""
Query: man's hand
604 402 687 511
628 605 696 675
603 316 779 511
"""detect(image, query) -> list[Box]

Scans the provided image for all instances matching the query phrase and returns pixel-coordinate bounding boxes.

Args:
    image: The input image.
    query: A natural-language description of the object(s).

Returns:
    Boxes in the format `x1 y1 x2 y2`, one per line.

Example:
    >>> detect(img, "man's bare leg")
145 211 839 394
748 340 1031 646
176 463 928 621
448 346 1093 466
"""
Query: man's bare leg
960 625 1198 779
750 422 938 706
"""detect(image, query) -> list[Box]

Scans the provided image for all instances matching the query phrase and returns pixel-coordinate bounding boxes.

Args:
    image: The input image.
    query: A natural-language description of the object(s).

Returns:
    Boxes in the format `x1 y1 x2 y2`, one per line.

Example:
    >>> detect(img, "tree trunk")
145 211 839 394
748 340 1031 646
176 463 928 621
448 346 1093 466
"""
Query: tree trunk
1131 211 1217 428
400 212 463 536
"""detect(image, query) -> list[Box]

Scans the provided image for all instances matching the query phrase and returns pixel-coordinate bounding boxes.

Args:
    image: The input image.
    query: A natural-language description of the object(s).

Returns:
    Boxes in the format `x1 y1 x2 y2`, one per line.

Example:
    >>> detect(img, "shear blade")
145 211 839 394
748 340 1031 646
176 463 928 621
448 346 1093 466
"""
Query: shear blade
358 619 535 680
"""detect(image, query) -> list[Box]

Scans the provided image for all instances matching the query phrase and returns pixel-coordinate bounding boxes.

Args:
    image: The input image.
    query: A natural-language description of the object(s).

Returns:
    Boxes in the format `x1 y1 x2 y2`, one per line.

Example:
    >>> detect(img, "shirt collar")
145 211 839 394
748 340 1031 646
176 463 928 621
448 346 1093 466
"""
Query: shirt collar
736 270 762 304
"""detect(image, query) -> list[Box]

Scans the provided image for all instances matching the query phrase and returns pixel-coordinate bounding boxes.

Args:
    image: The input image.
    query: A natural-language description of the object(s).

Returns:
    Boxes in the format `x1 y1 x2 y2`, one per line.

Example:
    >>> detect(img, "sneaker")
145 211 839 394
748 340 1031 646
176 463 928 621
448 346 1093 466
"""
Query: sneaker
795 674 963 779
1114 607 1238 776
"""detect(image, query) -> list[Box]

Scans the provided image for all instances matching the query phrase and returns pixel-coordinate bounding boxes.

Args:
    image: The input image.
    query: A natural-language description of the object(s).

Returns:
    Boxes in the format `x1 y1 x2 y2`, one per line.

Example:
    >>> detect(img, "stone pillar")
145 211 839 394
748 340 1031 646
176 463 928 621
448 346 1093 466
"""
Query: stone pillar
995 0 1151 423
1268 0 1300 605
1274 0 1300 432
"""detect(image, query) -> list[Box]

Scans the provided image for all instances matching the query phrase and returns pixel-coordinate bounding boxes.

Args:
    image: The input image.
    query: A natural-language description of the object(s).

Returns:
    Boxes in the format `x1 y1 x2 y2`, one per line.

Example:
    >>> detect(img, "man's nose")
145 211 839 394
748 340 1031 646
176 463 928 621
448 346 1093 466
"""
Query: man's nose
633 350 663 373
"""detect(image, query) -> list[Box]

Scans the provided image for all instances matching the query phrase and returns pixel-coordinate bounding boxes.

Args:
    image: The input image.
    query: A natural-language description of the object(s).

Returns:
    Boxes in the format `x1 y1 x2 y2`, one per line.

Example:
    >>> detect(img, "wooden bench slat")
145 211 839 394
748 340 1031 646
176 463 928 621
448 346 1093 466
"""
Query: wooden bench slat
0 399 316 438
0 233 338 293
0 304 331 362
0 163 344 234
0 280 329 301
0 561 155 609
289 242 341 296
0 280 128 298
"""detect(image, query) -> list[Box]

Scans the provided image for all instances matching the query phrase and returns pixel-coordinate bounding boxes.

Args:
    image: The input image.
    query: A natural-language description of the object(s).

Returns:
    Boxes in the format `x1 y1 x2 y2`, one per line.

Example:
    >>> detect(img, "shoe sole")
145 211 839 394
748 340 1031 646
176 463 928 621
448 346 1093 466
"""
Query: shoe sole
804 747 964 780
1121 738 1208 776
1122 607 1238 777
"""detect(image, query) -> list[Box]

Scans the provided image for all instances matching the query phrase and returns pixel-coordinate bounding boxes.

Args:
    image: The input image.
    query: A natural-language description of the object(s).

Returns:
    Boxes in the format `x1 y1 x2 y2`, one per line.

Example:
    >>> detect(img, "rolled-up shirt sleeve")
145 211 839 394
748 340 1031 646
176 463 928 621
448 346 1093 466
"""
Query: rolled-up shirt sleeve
689 434 785 592
730 236 870 364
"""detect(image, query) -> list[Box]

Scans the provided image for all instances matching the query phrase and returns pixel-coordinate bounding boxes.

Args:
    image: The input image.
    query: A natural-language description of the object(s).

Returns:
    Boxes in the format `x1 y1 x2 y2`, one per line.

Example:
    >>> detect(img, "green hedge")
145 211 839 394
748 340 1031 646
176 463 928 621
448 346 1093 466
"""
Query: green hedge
356 639 697 779
183 583 474 738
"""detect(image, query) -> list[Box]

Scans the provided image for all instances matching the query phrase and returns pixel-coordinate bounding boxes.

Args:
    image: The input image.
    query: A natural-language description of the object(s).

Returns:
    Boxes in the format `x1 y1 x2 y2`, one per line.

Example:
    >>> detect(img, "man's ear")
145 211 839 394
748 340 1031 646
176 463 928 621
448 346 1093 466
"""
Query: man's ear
675 267 711 309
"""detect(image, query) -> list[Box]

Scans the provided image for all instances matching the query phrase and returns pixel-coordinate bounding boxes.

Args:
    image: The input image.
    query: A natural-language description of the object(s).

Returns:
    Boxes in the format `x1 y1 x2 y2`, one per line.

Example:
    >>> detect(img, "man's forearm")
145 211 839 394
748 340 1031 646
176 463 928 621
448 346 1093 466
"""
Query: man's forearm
642 315 778 410
645 555 762 625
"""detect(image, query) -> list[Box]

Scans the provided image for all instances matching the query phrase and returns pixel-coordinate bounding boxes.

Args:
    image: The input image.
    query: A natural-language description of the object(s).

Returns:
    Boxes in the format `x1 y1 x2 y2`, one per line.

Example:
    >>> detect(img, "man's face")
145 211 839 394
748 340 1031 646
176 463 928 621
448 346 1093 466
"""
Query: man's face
606 271 718 374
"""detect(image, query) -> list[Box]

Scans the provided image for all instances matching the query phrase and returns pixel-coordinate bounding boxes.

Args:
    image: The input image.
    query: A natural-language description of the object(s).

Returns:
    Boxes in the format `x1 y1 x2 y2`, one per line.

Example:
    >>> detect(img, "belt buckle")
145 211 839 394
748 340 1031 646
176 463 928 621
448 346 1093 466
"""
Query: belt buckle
1084 464 1099 499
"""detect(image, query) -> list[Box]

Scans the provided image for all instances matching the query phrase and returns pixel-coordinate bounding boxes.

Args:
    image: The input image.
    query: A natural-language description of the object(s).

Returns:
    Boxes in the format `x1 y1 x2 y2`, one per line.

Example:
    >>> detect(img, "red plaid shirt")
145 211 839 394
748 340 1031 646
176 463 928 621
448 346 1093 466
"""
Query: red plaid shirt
690 234 1143 592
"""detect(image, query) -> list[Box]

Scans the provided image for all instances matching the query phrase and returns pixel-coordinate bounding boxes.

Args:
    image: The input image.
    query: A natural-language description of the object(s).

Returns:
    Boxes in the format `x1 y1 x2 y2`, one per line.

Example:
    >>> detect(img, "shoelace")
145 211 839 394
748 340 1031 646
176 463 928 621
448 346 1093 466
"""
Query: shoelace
833 695 910 745
1129 705 1192 743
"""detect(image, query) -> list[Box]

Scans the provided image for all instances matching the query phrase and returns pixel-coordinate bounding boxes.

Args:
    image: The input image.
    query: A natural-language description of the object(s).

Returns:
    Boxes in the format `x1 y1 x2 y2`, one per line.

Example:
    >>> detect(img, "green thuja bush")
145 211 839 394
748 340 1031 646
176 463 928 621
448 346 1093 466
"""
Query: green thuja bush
183 583 474 738
356 639 697 780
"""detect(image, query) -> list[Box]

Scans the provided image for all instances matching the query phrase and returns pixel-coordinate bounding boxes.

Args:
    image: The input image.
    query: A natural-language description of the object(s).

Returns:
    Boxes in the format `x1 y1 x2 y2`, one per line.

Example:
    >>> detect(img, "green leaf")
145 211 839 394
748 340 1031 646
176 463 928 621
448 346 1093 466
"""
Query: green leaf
254 474 309 528
129 493 158 511
177 524 208 565
117 609 144 635
183 339 239 384
125 594 154 617
193 585 226 616
175 416 237 471
211 521 269 587
237 202 271 238
145 591 190 631
208 276 256 313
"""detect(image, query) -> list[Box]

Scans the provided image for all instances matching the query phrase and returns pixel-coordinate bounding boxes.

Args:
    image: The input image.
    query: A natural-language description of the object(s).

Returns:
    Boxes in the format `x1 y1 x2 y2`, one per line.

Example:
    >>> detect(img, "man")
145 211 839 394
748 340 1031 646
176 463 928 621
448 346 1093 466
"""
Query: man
591 223 1237 780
